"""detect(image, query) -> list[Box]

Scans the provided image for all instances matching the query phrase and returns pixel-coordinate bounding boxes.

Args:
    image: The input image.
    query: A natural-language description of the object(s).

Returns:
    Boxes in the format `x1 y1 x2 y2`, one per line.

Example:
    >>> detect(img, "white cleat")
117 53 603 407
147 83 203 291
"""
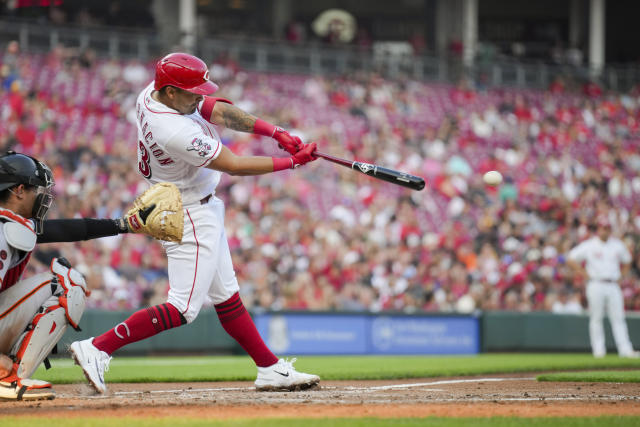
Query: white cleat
0 376 55 401
255 358 320 391
69 338 112 394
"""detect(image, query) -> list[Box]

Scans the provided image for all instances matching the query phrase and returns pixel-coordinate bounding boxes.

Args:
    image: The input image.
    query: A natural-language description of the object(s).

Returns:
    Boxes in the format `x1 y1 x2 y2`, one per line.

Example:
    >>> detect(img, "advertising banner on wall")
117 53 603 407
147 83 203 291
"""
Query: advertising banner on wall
254 314 368 354
368 316 479 354
254 313 479 355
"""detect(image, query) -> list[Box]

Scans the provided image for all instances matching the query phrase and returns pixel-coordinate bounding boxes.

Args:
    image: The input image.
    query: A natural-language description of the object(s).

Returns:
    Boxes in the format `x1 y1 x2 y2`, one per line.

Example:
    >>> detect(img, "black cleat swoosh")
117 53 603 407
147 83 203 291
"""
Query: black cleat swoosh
274 370 289 377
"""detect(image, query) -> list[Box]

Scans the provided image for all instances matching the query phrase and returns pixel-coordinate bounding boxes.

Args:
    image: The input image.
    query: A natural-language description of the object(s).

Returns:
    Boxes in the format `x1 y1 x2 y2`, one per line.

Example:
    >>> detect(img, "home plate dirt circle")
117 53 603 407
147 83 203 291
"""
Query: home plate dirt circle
4 375 640 418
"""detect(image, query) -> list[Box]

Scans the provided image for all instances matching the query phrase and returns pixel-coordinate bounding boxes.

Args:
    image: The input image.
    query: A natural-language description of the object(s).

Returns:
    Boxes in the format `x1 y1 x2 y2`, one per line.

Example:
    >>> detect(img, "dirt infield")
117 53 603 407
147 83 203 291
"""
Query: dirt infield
3 375 640 418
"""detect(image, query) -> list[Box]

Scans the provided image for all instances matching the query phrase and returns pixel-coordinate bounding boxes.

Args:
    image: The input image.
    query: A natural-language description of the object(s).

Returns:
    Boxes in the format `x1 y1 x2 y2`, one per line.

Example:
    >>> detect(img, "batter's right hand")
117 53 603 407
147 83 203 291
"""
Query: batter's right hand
291 142 318 168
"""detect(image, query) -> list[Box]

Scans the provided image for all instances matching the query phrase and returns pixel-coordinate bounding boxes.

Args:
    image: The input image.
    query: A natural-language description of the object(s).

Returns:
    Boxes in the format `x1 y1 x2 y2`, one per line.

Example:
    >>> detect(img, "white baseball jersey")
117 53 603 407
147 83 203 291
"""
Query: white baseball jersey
135 82 223 205
134 82 240 322
568 236 631 281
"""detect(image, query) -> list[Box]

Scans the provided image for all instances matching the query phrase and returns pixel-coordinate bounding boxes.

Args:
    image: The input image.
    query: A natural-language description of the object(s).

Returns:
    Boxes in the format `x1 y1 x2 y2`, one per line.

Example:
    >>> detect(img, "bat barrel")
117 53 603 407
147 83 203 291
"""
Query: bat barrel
352 162 425 191
315 151 426 191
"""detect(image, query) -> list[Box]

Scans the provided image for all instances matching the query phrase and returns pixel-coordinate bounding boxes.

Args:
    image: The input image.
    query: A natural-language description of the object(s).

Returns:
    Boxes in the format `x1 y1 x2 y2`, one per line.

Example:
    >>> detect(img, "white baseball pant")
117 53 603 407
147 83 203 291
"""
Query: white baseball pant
163 196 240 323
0 273 53 354
586 280 635 357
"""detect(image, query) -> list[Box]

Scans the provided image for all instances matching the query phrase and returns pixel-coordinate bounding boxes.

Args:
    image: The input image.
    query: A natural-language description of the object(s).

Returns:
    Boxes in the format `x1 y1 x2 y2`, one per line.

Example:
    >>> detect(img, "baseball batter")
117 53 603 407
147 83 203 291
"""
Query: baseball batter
567 218 639 358
70 52 320 393
0 152 165 401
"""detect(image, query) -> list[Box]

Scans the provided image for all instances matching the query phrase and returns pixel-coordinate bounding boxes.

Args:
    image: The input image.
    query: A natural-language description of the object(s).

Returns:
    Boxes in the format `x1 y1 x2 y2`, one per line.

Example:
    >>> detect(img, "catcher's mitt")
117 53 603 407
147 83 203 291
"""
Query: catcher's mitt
125 182 183 243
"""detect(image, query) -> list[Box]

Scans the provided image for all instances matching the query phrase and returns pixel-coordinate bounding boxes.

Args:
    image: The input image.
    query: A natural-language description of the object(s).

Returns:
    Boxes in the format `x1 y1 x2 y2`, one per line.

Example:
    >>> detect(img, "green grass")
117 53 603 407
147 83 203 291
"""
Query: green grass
4 417 640 426
538 370 640 383
34 353 640 384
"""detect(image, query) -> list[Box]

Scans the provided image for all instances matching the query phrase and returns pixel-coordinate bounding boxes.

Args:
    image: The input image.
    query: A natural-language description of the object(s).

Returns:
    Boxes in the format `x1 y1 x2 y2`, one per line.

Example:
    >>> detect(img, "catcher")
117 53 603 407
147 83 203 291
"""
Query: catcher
0 152 182 401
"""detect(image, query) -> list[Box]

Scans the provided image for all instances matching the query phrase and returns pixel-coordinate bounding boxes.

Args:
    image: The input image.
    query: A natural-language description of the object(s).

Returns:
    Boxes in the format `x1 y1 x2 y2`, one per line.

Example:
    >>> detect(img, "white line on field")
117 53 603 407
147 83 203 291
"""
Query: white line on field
345 377 536 391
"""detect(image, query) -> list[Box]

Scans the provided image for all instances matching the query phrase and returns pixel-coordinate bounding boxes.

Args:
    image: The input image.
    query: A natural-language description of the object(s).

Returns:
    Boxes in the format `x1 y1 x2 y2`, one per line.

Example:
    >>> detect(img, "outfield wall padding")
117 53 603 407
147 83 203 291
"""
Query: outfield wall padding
58 310 640 355
481 311 640 352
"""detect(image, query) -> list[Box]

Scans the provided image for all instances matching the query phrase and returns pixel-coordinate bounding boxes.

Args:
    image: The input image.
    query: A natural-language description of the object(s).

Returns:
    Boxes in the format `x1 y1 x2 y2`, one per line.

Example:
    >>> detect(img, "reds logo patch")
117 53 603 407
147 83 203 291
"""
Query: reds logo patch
187 138 212 157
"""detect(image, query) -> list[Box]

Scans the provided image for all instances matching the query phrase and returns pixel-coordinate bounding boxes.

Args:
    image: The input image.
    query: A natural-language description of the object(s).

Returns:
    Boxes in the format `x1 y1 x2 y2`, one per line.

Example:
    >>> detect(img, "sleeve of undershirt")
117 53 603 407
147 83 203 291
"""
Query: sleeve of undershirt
37 219 121 243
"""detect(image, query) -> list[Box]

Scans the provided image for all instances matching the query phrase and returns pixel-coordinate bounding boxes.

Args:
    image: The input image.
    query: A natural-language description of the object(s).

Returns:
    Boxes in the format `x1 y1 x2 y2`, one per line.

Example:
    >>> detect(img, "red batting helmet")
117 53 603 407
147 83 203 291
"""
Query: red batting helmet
154 53 218 95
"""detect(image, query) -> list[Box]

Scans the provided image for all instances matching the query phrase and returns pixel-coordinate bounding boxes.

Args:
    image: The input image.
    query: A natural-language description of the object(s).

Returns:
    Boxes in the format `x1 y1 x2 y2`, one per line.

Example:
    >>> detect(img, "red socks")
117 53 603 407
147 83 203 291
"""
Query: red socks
92 295 277 368
215 292 278 367
92 303 186 355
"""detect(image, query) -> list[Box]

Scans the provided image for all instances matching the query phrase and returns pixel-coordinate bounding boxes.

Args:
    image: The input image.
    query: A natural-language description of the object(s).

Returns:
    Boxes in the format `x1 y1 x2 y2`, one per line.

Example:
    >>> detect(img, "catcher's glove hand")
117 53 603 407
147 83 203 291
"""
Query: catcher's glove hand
123 182 183 243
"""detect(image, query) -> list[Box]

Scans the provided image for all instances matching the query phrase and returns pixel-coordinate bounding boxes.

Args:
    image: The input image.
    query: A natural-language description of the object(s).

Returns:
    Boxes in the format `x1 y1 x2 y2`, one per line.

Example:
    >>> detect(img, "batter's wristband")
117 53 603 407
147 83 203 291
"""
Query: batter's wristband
272 157 294 171
200 96 233 123
254 118 277 137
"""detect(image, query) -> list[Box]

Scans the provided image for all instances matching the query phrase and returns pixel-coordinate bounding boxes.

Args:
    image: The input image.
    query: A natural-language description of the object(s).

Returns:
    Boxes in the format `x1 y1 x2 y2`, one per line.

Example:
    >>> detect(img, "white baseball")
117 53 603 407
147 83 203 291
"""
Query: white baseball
483 170 503 186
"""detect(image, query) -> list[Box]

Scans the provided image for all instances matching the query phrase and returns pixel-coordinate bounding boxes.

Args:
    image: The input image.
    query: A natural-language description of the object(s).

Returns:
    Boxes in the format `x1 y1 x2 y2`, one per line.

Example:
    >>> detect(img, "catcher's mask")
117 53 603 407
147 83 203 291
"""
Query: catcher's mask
0 152 54 234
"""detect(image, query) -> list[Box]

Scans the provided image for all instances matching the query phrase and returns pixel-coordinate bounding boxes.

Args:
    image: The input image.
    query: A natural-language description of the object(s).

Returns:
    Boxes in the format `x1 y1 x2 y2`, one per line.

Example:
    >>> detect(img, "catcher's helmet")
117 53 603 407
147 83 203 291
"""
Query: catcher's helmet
0 152 54 234
154 52 218 95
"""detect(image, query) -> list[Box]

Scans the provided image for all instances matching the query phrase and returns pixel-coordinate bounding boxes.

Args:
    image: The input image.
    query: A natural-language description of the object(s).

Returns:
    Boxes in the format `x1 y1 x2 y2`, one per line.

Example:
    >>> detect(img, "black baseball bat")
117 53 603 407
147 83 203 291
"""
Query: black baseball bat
315 151 426 191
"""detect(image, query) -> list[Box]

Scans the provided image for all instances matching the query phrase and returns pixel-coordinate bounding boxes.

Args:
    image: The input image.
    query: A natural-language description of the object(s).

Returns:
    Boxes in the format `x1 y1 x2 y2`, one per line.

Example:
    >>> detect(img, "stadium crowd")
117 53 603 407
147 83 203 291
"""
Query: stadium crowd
2 42 640 315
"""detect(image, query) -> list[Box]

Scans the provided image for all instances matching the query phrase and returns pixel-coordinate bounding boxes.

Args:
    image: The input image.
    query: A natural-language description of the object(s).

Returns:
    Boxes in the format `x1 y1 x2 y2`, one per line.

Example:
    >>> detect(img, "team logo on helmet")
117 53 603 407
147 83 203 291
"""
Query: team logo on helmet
203 70 210 81
187 138 212 157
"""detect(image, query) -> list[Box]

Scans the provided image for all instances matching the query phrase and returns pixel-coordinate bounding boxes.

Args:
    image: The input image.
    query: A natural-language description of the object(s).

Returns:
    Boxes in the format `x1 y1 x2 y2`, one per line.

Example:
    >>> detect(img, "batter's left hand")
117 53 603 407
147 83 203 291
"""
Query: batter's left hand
274 128 303 155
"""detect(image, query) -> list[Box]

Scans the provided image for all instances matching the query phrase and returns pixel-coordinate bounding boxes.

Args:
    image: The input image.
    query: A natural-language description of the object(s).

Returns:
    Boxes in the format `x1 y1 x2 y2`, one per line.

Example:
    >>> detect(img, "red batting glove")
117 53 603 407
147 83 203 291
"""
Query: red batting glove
291 142 317 168
274 128 303 155
253 118 303 154
272 143 318 171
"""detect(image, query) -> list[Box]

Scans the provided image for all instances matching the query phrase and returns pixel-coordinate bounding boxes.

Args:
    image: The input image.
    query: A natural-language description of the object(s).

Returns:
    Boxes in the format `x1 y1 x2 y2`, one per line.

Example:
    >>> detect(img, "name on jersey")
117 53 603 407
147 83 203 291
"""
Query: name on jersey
136 106 175 166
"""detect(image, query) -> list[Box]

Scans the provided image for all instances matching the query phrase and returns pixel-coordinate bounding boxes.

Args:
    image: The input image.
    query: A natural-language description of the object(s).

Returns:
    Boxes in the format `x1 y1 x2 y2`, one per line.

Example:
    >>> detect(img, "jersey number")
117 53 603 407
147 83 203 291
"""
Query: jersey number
138 141 152 178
